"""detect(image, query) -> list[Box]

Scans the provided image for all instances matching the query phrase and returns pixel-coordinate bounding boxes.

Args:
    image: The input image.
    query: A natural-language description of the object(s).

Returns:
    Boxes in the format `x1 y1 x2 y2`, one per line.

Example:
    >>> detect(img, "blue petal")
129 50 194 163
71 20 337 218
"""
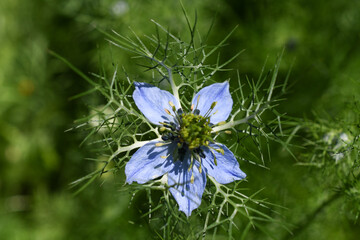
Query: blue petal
201 143 246 184
125 141 176 184
133 82 181 125
192 82 233 124
168 154 207 217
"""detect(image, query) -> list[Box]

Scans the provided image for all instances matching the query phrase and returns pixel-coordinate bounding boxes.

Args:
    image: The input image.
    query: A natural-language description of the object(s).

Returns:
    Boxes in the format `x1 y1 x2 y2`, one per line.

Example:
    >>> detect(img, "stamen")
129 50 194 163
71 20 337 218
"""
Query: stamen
188 154 194 172
155 142 171 147
213 154 218 166
169 101 176 112
161 155 169 159
159 127 166 132
159 121 170 126
203 101 218 118
210 101 217 109
196 154 203 173
207 147 219 165
164 108 172 115
190 172 194 184
160 121 177 131
225 130 232 134
215 148 224 155
177 108 183 115
171 107 183 126
169 122 177 130
191 104 194 111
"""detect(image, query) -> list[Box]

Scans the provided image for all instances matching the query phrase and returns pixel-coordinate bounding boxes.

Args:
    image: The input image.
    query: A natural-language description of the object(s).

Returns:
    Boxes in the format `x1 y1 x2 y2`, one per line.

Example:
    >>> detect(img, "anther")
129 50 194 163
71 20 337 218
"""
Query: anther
191 104 194 111
188 155 194 172
160 122 170 127
225 130 232 134
161 155 169 159
155 142 168 147
198 155 203 173
207 147 218 165
160 122 175 131
210 101 217 109
169 101 176 112
164 108 172 115
215 148 224 155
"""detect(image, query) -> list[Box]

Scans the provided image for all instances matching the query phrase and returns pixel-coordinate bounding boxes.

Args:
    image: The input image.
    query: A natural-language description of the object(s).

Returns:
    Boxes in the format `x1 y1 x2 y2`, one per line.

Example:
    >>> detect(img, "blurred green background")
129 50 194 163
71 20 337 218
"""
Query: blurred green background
1 0 359 239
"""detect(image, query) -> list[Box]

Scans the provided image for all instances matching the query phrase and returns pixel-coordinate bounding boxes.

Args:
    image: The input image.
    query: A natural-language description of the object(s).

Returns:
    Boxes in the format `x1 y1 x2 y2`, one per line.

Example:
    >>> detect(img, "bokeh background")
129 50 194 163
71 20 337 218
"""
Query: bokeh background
1 0 359 239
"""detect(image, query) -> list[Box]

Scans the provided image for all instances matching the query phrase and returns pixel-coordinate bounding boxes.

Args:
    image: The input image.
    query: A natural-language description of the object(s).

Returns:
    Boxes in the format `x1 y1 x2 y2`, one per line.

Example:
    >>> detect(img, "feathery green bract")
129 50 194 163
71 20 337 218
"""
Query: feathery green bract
66 15 292 239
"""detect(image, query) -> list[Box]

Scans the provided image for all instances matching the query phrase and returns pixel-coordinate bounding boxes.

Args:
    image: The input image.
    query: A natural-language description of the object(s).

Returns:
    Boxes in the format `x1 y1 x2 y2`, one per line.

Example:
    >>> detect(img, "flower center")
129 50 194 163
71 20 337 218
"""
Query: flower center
179 113 212 150
159 103 223 167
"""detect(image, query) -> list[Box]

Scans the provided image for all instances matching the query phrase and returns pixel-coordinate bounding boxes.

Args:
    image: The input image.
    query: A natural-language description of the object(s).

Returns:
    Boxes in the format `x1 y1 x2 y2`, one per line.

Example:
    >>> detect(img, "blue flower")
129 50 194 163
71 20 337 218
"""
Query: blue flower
125 81 246 216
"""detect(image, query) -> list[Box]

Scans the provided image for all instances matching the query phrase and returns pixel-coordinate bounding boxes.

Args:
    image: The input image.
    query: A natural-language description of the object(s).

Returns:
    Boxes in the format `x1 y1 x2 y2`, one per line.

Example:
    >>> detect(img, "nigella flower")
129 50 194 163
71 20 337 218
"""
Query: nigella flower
125 81 246 216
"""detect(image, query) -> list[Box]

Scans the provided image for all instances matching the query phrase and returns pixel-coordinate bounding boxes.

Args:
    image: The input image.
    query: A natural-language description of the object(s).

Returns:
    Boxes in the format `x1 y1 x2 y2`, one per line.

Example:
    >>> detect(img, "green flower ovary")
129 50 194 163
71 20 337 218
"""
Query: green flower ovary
179 113 212 149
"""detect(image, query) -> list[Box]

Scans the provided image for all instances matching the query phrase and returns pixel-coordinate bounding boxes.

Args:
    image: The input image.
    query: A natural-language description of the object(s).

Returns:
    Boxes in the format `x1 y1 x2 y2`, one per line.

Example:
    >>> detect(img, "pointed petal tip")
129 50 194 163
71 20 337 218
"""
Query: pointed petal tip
179 207 193 217
238 170 247 180
125 177 134 184
131 82 179 125
124 176 149 185
133 81 146 88
168 159 206 218
216 81 229 88
191 81 233 124
202 143 247 184
125 141 175 184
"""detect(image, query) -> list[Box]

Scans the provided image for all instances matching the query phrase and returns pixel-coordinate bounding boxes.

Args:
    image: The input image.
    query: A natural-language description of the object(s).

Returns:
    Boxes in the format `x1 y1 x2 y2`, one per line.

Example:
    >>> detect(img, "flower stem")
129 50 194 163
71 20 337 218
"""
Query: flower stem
282 171 360 239
281 192 341 240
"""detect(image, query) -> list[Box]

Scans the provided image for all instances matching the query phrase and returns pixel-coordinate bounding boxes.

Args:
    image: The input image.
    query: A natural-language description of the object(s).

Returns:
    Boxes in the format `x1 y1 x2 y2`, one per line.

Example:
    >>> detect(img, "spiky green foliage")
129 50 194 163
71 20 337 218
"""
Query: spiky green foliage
3 0 360 239
282 97 360 239
60 13 293 238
